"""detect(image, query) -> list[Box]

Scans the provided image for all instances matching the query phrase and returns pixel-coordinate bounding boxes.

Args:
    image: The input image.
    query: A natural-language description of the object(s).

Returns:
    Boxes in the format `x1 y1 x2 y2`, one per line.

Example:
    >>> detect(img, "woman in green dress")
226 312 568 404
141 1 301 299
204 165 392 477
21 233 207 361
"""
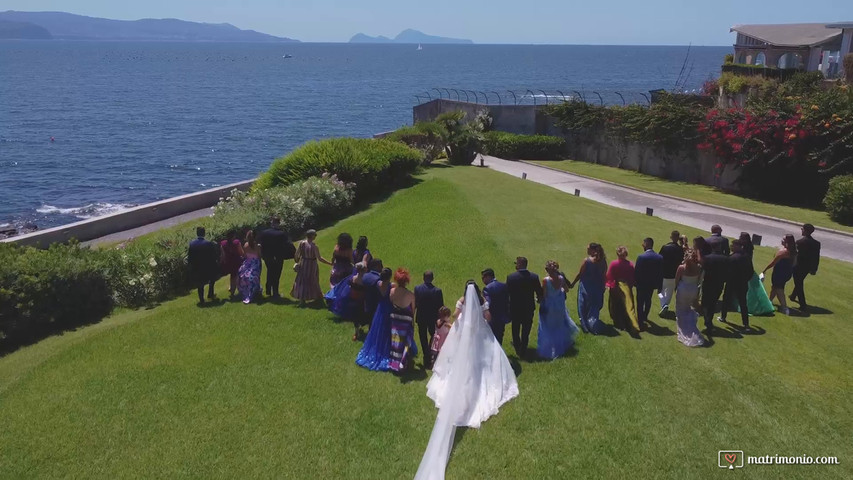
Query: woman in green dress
739 232 775 316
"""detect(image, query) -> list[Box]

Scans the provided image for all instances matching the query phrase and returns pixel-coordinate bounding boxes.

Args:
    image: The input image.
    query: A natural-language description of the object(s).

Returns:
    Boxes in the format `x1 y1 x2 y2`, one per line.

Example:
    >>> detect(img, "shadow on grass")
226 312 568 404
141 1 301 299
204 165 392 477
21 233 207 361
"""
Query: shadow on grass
398 367 428 384
197 298 227 308
644 320 675 337
790 305 833 318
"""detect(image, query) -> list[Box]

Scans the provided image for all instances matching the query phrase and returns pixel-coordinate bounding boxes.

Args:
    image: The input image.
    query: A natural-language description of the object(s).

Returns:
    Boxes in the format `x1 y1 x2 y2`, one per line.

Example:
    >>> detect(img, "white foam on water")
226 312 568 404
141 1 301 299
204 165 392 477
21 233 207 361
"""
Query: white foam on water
36 202 135 219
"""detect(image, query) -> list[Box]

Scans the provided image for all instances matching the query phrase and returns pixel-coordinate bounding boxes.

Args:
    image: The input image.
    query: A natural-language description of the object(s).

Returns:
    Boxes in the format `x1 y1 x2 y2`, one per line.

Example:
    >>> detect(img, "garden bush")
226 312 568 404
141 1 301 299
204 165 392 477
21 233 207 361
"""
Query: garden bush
254 138 422 199
482 131 566 160
0 176 355 350
385 122 446 165
0 242 113 347
824 174 853 224
435 111 488 165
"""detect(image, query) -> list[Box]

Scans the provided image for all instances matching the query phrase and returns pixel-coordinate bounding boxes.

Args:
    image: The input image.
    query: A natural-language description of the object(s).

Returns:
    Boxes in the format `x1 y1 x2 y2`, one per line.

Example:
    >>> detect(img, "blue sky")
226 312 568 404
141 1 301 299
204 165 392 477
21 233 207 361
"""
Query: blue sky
2 0 851 45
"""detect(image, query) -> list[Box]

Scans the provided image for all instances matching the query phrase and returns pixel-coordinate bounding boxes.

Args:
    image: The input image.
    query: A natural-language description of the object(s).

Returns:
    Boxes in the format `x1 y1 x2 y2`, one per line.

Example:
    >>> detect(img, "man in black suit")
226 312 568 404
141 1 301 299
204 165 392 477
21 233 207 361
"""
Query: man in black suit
482 268 510 345
701 243 730 332
705 224 730 256
414 270 444 368
720 239 753 331
362 258 384 320
187 226 220 304
790 223 821 310
506 256 543 355
658 230 682 314
635 237 663 330
258 216 295 298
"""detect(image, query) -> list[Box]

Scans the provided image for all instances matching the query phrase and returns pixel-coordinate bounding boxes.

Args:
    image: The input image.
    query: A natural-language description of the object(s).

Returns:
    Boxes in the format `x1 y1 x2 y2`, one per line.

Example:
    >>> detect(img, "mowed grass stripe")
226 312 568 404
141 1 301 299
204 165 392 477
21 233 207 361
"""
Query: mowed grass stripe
0 166 850 479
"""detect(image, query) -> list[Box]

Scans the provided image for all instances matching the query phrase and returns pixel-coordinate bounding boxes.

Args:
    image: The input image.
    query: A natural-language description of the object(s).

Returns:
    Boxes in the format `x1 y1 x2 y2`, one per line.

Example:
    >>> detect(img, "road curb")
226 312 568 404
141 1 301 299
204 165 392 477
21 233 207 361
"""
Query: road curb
516 159 853 240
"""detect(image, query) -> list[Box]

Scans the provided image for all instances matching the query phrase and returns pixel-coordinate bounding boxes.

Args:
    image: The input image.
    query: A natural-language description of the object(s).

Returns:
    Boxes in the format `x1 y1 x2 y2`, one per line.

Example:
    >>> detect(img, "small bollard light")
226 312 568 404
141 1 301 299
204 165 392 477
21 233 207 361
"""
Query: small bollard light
646 207 654 216
522 172 527 180
752 234 762 246
574 189 580 196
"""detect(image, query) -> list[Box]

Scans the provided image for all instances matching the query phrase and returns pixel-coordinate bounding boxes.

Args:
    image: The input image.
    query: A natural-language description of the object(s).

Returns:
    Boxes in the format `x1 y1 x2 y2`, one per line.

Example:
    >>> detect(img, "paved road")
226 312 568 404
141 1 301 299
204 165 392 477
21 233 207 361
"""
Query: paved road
83 207 213 248
483 155 853 264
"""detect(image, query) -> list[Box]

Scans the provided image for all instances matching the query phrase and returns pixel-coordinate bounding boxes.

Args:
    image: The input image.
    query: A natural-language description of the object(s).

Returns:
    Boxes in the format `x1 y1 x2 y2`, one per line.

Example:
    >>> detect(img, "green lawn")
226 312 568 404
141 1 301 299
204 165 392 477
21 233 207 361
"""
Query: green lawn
530 159 853 234
1 166 851 479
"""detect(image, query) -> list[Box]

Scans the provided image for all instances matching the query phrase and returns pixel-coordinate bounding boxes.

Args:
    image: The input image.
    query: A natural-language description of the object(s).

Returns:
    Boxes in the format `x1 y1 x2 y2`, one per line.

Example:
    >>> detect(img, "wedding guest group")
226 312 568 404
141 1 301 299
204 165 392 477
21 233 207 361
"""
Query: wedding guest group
190 219 823 366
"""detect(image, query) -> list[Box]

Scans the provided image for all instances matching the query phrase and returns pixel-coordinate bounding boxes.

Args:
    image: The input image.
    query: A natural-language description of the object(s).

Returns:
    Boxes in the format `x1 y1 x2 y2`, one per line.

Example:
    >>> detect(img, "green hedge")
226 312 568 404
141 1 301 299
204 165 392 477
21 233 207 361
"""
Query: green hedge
824 175 853 225
384 122 446 165
0 176 354 350
483 131 567 160
254 138 423 199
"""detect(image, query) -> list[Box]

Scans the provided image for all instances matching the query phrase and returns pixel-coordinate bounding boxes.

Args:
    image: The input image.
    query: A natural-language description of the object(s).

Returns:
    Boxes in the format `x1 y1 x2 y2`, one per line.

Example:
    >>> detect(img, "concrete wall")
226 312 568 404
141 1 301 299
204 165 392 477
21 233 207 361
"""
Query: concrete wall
3 179 256 248
413 99 742 191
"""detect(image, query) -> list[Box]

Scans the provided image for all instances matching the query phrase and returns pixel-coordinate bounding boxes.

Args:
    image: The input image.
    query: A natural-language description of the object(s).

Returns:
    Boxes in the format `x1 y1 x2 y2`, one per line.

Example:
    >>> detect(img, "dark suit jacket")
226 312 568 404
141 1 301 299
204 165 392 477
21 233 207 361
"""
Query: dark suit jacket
795 235 821 274
635 249 664 290
702 253 730 287
659 242 683 279
259 227 295 260
483 279 510 324
414 282 444 325
729 252 754 286
188 237 220 280
705 233 730 256
506 269 542 315
362 270 381 314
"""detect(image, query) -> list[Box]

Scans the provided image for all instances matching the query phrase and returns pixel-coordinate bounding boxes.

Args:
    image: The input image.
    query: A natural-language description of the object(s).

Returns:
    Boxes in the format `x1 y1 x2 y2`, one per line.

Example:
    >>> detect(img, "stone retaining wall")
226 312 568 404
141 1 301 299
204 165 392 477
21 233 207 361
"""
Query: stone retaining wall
3 179 255 248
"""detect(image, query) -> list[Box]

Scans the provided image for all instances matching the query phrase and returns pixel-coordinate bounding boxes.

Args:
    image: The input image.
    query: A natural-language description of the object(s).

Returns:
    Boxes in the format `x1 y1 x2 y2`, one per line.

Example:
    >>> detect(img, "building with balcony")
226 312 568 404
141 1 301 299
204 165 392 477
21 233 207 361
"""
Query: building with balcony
730 22 853 78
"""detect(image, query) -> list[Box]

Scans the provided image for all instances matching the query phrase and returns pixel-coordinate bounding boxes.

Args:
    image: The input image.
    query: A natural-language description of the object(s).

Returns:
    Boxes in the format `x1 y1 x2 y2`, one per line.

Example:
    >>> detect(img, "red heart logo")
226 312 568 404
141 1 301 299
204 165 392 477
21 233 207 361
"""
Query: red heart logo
725 454 737 464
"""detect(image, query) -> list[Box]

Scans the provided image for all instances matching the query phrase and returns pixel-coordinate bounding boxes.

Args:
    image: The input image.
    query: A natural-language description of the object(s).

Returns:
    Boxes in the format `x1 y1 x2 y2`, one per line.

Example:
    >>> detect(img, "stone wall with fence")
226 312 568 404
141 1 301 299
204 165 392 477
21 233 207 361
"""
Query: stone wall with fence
413 98 742 191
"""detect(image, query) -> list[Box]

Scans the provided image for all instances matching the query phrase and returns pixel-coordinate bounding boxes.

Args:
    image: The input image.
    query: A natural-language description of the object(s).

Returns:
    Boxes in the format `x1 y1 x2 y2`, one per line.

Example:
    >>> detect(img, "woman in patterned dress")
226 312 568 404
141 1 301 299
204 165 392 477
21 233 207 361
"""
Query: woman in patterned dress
291 229 331 307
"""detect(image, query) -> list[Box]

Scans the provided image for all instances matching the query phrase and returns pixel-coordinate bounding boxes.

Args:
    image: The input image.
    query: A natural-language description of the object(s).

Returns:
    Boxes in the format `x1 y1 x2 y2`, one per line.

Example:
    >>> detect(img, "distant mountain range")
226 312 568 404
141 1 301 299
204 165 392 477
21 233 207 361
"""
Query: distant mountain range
0 11 298 42
350 29 473 44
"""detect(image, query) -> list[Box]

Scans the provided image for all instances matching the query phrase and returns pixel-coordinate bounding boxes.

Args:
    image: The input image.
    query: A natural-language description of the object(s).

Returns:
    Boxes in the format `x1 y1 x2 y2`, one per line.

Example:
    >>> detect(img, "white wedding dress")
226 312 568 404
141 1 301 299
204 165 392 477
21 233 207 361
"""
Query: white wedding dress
414 285 519 480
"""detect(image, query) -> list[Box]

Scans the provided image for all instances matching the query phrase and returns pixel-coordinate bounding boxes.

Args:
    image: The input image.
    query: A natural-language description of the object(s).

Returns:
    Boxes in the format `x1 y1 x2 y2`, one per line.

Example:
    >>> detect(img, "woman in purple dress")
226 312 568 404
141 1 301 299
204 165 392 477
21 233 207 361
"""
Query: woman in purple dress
329 233 354 287
238 230 262 304
353 236 372 266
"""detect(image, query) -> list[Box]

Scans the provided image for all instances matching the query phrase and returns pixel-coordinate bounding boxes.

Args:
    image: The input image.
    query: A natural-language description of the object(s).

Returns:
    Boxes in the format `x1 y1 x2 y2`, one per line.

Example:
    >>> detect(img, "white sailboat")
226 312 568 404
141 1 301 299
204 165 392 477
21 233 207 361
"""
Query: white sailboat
417 43 423 51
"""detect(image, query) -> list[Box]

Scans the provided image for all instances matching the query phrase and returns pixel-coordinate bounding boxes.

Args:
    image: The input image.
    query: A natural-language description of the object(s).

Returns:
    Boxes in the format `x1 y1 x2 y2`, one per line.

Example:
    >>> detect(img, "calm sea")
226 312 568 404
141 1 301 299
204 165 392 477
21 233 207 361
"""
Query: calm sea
0 42 729 229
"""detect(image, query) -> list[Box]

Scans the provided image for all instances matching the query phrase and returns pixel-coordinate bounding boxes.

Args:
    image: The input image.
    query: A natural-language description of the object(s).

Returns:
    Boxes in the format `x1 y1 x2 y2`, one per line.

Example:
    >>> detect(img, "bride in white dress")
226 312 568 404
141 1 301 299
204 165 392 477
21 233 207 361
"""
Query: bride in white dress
414 282 519 480
674 249 705 347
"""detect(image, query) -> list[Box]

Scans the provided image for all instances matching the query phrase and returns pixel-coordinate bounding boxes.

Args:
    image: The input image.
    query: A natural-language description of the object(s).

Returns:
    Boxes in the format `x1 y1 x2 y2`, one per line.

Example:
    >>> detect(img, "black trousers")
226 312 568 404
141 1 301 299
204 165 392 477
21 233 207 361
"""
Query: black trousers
722 281 749 327
263 255 284 295
417 320 435 363
490 319 506 346
636 286 654 325
790 267 809 307
196 281 214 302
511 310 534 350
702 281 725 328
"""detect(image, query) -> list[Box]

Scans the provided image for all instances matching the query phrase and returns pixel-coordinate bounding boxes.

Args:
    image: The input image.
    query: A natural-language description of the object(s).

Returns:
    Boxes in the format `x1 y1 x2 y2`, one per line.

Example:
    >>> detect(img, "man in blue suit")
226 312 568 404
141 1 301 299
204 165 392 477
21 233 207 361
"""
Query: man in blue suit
187 226 220 304
362 258 384 321
634 237 663 331
414 270 444 369
481 268 509 345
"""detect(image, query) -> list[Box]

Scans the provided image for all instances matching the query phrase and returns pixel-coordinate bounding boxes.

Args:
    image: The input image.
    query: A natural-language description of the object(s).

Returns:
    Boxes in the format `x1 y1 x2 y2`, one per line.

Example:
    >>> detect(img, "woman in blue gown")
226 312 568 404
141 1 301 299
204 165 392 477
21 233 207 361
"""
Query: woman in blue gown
355 268 393 371
537 260 580 360
569 243 607 335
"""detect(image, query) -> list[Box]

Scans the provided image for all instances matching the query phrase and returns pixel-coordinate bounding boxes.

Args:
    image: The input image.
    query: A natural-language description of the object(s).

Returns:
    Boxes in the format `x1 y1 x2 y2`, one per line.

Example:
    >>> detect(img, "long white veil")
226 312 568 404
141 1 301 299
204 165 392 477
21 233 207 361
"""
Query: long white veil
414 284 519 480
